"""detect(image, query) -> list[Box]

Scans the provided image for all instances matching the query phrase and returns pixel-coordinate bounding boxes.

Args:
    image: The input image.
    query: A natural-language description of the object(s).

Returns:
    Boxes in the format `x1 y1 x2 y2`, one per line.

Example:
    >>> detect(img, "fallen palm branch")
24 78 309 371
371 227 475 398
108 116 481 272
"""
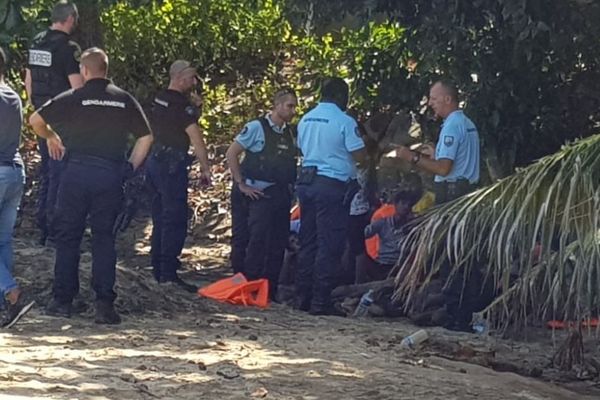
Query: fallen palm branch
392 134 600 331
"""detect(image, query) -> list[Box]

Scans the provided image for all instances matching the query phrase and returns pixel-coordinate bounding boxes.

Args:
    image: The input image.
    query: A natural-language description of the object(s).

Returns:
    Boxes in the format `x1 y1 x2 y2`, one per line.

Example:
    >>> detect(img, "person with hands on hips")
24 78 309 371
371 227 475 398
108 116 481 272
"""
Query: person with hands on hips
29 47 153 325
226 87 298 300
395 80 480 204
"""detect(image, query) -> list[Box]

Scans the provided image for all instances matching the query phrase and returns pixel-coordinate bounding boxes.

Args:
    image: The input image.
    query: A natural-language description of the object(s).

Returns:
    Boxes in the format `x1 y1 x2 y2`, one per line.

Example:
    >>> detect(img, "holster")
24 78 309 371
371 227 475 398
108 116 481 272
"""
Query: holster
296 166 317 185
152 145 192 175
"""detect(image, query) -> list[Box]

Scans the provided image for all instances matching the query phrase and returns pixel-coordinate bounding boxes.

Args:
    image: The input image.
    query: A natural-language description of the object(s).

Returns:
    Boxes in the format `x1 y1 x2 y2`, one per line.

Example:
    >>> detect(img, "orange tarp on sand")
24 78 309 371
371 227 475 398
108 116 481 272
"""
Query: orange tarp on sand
198 273 269 308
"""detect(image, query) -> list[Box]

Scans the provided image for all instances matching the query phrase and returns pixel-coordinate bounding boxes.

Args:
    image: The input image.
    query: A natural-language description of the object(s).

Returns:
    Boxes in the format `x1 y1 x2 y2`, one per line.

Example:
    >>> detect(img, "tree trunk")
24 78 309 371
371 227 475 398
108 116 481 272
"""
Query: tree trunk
73 0 104 49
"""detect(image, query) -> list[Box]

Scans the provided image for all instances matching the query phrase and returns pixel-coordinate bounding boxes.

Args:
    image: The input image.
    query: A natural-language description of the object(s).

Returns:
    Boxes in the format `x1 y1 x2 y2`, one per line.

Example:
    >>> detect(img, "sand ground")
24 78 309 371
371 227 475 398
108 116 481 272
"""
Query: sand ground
1 214 599 400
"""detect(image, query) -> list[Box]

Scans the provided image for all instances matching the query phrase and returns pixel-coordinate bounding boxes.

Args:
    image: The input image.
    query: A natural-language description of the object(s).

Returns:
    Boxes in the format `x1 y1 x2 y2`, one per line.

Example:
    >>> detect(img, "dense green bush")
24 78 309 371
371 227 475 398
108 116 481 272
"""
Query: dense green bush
101 0 293 139
3 0 600 179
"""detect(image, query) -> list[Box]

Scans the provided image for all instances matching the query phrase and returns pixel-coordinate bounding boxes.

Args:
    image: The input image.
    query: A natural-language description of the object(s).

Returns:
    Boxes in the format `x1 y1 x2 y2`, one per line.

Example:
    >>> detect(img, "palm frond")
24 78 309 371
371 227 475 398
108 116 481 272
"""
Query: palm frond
393 134 600 330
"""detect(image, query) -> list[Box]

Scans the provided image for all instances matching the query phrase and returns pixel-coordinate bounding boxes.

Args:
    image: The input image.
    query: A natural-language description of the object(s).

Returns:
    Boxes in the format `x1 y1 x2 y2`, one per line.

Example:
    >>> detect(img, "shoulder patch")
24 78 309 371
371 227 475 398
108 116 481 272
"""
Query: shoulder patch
354 126 362 139
69 40 82 62
185 105 200 119
444 136 455 147
239 125 249 136
32 30 47 44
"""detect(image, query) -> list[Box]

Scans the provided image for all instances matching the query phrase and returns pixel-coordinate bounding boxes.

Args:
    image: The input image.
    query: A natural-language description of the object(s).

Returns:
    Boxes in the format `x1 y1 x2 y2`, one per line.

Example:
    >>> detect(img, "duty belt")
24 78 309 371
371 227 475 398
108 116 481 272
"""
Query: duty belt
67 153 123 170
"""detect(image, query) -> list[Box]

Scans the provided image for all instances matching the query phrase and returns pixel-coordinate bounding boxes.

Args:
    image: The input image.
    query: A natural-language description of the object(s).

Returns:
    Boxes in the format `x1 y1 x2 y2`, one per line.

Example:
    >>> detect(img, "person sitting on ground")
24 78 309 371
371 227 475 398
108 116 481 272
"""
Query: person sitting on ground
400 171 435 214
0 47 35 328
356 189 420 283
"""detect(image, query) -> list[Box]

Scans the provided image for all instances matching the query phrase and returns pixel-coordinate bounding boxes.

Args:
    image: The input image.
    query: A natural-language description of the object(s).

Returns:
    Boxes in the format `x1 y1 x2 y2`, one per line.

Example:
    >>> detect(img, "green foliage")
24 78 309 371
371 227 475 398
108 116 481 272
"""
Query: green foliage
3 0 600 175
101 0 291 138
389 0 600 178
292 21 420 114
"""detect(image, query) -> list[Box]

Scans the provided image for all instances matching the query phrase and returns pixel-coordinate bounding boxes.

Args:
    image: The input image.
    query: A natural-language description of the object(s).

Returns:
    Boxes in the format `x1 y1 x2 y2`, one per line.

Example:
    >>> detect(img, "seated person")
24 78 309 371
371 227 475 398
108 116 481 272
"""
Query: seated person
356 189 420 283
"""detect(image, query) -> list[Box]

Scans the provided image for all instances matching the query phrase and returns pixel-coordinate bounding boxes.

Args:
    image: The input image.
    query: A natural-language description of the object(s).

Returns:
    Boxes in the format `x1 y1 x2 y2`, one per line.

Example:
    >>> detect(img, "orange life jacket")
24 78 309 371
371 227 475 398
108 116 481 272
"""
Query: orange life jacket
365 203 396 260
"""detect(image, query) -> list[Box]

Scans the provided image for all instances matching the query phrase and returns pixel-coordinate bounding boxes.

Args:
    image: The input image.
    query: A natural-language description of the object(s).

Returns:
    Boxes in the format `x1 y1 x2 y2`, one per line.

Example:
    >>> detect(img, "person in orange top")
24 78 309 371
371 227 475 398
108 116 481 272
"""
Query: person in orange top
356 189 420 283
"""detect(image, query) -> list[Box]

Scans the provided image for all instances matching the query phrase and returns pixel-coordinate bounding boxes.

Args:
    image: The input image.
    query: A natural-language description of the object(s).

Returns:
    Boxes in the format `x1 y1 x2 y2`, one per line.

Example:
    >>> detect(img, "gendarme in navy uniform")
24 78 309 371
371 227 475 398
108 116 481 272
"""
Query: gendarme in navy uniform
25 1 83 246
226 87 298 299
147 60 211 293
295 77 366 315
30 47 153 325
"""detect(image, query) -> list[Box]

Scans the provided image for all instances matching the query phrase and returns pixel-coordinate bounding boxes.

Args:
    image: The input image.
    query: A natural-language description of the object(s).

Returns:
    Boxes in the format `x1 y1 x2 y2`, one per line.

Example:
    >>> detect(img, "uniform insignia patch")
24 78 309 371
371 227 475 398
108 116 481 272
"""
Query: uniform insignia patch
240 126 249 136
69 40 82 62
444 136 455 147
29 50 52 67
354 126 362 138
185 105 198 117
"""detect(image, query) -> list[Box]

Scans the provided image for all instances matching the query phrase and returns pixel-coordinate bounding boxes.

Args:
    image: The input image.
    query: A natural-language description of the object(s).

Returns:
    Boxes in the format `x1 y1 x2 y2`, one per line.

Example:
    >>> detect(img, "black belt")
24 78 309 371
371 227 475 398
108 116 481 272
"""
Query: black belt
314 174 347 188
68 154 123 170
0 161 22 168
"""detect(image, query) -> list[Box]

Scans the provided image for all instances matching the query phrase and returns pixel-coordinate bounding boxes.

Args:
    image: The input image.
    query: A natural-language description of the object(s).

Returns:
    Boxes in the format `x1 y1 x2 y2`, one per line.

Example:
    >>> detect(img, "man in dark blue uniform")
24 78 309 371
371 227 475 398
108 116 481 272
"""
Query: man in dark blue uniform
295 78 366 315
30 48 153 324
147 60 211 292
226 87 298 300
26 1 83 245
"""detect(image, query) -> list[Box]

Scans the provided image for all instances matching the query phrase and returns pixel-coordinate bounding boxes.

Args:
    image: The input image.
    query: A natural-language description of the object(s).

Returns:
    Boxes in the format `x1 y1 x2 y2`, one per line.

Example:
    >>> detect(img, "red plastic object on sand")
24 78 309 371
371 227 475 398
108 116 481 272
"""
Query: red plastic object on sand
546 318 599 329
198 273 269 308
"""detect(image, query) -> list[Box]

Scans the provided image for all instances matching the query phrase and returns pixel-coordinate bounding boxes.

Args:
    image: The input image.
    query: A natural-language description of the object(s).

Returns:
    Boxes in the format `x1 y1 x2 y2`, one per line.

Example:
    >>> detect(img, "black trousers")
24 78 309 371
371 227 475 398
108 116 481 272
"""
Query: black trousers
147 155 189 281
230 183 291 296
36 138 64 240
295 176 350 311
433 180 475 205
53 156 123 304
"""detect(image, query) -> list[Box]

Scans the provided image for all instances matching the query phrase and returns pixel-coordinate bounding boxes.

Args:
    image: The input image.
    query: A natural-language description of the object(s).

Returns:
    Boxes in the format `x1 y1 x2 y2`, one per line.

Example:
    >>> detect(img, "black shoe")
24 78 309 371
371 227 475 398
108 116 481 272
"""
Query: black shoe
1 292 35 329
309 305 346 317
72 297 88 314
294 295 311 312
95 301 121 325
159 276 198 293
45 299 72 318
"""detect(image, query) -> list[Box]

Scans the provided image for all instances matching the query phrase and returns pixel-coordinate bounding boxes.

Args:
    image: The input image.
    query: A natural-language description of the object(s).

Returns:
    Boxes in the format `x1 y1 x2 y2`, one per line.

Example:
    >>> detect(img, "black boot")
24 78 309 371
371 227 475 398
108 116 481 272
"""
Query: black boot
159 276 198 293
45 299 72 318
95 301 121 325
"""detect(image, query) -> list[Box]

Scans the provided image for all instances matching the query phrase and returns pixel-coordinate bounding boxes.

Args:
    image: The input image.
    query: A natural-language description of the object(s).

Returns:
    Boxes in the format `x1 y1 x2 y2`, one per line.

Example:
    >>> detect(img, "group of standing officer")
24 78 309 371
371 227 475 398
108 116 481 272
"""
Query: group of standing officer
228 78 367 315
0 1 481 327
23 1 211 324
229 77 481 316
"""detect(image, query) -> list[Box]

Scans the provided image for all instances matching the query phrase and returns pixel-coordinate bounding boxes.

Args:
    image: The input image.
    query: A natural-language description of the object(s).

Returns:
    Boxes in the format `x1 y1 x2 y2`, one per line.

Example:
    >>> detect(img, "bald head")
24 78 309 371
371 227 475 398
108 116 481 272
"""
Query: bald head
80 47 108 80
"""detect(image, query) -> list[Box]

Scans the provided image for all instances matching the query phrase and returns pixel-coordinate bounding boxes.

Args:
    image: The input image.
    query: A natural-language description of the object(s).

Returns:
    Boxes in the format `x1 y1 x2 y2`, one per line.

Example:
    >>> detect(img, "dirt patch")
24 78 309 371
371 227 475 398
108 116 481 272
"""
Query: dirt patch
3 212 600 399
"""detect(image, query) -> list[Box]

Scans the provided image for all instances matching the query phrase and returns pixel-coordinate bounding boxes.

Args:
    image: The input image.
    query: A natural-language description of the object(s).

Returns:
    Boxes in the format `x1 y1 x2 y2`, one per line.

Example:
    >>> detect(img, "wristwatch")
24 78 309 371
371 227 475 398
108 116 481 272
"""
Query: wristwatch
411 152 421 165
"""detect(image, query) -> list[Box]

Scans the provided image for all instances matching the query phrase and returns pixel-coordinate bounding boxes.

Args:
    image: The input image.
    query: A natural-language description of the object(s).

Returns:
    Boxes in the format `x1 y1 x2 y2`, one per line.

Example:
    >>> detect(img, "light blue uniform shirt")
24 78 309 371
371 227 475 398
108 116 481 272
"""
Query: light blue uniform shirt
297 102 365 182
434 110 480 184
235 114 287 189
